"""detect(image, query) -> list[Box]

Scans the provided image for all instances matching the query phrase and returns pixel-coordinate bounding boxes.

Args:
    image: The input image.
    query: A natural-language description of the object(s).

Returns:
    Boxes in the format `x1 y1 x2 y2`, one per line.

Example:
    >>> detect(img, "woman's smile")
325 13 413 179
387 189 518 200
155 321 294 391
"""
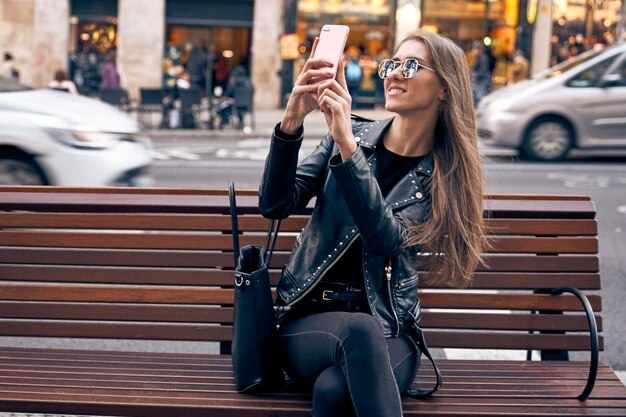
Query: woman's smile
387 86 407 95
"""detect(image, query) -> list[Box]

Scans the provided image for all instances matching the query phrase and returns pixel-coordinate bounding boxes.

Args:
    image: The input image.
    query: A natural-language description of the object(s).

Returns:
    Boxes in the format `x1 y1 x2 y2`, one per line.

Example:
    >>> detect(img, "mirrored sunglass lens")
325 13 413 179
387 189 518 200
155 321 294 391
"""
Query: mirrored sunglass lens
379 60 395 78
401 59 419 78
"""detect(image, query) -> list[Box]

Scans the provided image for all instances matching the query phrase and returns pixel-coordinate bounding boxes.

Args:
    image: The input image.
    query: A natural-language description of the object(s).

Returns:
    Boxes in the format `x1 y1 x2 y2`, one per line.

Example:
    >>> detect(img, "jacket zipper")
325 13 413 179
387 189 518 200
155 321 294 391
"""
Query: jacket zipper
386 258 400 336
287 234 360 305
397 275 419 289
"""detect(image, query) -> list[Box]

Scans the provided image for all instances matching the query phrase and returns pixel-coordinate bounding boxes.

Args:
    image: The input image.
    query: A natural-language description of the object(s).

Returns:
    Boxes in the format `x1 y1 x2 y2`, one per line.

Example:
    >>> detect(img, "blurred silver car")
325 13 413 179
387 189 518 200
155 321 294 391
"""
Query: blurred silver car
0 76 153 185
477 42 626 161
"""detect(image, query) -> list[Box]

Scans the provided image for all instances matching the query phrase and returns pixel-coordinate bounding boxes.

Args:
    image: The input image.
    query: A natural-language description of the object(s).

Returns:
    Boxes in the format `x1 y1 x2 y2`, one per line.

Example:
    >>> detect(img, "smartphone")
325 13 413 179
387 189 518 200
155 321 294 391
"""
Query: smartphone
312 24 350 80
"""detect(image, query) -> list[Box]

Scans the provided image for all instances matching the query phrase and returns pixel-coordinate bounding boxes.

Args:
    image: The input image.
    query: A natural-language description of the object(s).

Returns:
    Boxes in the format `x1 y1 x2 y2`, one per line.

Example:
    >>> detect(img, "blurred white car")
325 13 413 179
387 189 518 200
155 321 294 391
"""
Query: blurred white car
476 42 626 161
0 76 153 185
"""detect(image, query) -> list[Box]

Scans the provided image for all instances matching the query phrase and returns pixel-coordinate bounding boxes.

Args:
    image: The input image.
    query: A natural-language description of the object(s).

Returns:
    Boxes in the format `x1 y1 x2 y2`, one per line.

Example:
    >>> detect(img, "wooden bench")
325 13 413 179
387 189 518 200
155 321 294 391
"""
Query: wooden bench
0 186 624 416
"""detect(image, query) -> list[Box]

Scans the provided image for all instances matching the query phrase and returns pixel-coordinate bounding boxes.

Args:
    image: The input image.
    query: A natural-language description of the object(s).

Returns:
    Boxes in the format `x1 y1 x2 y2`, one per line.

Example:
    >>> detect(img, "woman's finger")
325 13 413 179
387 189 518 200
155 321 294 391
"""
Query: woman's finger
296 68 334 86
336 56 349 92
292 83 323 96
309 37 319 58
317 78 352 104
318 83 344 104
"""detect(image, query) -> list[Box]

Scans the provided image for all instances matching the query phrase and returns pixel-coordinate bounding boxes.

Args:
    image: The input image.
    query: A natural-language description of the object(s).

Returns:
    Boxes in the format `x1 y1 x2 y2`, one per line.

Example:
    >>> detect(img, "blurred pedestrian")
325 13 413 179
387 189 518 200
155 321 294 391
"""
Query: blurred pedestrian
470 42 491 106
1 52 19 80
221 60 253 129
100 51 121 89
484 46 496 91
260 29 486 417
345 55 362 108
213 54 230 93
48 69 78 94
185 46 207 92
508 49 529 84
374 48 390 108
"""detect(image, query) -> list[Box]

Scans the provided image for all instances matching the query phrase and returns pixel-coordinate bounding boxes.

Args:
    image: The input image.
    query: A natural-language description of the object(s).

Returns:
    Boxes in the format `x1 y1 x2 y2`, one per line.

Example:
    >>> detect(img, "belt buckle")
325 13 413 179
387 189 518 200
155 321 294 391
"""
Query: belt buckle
322 290 333 301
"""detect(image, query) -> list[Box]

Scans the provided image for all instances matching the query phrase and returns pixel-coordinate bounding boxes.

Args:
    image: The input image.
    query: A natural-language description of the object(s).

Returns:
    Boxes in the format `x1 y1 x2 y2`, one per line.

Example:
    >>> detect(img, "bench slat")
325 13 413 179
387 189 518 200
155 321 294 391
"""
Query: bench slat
0 302 603 332
0 192 237 213
0 320 603 350
0 265 601 290
485 219 598 235
0 248 600 272
419 292 601 311
0 231 600 254
0 283 601 311
425 332 603 351
0 212 598 236
0 320 232 341
484 199 596 219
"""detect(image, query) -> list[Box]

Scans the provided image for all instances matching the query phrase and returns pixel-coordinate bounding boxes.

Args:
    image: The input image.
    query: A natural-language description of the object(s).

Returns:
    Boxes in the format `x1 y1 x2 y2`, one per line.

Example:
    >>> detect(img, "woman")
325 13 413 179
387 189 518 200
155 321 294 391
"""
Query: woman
259 30 486 417
48 69 78 95
100 51 121 89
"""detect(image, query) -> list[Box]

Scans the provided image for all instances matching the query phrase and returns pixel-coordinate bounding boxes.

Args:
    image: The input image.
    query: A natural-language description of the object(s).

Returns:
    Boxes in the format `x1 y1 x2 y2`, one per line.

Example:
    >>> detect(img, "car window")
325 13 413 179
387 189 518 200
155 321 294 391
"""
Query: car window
566 55 620 88
540 47 606 79
0 76 32 92
606 56 626 87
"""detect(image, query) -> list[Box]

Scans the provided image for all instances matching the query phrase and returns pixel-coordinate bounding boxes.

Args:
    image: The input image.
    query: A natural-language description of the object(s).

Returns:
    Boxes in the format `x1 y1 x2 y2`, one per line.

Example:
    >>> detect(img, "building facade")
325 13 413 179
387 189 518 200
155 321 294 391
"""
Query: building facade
0 0 623 109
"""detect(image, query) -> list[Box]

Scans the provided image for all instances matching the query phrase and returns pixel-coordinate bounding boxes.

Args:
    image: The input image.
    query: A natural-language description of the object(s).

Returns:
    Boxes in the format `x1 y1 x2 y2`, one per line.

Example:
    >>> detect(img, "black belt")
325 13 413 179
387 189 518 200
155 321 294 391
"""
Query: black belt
311 282 364 303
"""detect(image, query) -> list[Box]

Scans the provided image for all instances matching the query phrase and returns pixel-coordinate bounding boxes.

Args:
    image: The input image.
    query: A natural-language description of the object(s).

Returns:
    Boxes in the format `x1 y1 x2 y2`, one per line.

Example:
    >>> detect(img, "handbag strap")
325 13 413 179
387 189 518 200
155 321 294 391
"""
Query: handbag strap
406 316 443 398
229 181 240 268
228 181 282 269
264 218 281 267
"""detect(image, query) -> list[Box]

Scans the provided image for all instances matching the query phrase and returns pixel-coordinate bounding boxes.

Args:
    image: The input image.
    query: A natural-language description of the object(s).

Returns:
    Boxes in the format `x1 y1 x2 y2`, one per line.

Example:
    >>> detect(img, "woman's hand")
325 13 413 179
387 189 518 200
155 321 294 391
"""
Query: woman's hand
281 38 335 134
317 58 357 161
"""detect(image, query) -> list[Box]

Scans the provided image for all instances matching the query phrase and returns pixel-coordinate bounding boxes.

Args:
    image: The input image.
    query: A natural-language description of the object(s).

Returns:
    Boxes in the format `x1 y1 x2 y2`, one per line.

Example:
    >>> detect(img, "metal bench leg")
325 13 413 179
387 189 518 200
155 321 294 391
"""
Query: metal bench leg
550 286 599 401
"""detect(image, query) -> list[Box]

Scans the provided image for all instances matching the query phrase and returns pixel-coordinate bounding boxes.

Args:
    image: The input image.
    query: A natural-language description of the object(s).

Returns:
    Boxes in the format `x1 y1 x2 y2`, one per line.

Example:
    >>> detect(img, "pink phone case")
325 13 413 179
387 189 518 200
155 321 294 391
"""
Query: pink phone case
312 25 350 79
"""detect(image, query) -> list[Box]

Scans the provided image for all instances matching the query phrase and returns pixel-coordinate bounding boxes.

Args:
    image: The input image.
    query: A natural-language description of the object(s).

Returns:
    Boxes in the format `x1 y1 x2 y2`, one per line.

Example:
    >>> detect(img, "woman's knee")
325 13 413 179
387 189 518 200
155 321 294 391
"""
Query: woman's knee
312 367 353 417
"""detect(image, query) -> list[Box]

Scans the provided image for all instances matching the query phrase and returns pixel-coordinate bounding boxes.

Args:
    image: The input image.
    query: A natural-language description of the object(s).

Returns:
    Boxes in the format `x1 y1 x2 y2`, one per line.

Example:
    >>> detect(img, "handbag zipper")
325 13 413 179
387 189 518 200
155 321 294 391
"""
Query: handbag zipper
386 258 400 336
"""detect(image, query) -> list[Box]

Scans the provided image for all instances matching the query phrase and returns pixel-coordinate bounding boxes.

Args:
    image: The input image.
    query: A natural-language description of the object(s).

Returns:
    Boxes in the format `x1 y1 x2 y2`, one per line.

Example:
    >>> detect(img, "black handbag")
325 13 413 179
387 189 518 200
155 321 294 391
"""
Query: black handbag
229 181 285 393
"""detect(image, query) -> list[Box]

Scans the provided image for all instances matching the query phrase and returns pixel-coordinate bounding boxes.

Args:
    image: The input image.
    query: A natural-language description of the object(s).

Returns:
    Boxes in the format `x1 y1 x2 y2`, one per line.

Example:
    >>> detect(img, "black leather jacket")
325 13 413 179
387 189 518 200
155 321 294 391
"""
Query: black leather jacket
259 116 433 337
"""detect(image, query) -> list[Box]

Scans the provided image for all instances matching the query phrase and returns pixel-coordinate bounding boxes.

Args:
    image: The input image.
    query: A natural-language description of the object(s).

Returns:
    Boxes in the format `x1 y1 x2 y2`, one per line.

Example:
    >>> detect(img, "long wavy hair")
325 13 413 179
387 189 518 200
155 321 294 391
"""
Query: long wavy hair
400 30 487 288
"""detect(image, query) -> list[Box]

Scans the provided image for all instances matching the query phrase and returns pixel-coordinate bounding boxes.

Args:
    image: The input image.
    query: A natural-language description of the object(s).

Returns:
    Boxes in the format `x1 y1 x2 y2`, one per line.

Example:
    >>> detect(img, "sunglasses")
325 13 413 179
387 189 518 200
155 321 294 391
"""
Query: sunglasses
378 58 436 79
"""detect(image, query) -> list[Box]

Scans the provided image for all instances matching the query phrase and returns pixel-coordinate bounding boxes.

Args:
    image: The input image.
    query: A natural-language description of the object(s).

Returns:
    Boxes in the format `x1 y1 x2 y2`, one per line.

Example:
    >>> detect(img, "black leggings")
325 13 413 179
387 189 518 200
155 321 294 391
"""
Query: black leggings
278 311 420 417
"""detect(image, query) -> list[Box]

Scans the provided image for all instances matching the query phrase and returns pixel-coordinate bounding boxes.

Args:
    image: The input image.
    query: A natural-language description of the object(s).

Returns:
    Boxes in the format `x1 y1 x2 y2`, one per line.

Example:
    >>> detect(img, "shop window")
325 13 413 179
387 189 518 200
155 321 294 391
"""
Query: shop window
68 0 118 95
164 26 251 95
68 16 118 95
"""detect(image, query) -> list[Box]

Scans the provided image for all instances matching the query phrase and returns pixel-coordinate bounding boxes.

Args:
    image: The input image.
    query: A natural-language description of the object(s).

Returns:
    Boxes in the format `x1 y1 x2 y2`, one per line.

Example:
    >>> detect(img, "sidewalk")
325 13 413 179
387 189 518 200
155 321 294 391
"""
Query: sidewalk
145 108 395 139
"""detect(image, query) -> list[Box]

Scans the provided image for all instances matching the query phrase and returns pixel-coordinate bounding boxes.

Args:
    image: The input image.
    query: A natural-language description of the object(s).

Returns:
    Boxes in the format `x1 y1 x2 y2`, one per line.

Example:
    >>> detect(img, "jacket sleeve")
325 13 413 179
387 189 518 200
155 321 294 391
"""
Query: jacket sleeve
258 126 335 219
329 147 427 256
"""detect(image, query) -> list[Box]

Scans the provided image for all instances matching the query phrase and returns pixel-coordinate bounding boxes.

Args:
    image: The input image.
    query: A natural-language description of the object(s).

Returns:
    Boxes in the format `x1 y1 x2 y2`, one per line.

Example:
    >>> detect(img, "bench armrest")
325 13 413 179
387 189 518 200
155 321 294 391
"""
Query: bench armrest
549 286 599 401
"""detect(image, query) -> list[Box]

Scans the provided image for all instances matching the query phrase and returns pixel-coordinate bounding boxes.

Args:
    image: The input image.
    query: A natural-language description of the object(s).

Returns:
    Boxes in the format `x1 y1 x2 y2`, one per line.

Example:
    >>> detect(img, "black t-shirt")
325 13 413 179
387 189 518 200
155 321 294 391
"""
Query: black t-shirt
321 141 425 286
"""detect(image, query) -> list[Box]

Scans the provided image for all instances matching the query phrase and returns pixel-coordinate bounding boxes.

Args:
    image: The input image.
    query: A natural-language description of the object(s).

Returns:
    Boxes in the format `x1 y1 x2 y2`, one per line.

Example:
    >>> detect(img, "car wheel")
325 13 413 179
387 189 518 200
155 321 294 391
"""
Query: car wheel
0 154 48 185
522 117 573 161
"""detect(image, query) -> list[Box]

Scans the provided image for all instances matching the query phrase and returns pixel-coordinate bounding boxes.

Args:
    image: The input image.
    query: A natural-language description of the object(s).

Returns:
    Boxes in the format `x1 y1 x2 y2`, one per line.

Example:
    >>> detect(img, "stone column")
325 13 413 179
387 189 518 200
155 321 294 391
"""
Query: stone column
251 0 283 109
530 0 552 76
117 0 165 100
33 0 70 87
395 0 422 49
0 0 68 88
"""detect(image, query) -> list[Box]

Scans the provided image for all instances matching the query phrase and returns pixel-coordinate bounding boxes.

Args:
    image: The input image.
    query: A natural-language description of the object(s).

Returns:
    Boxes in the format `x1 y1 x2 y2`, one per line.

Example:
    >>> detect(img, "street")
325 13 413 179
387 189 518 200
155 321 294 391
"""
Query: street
149 134 626 371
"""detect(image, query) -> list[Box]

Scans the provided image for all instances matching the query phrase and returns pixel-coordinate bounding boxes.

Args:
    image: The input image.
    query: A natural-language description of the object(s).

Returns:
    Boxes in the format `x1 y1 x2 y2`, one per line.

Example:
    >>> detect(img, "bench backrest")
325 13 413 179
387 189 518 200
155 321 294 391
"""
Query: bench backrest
0 187 601 354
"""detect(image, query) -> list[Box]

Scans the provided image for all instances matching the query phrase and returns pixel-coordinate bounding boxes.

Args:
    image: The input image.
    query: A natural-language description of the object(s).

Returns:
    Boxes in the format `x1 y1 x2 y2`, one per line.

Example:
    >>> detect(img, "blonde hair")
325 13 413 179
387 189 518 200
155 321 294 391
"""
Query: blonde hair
400 30 487 288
